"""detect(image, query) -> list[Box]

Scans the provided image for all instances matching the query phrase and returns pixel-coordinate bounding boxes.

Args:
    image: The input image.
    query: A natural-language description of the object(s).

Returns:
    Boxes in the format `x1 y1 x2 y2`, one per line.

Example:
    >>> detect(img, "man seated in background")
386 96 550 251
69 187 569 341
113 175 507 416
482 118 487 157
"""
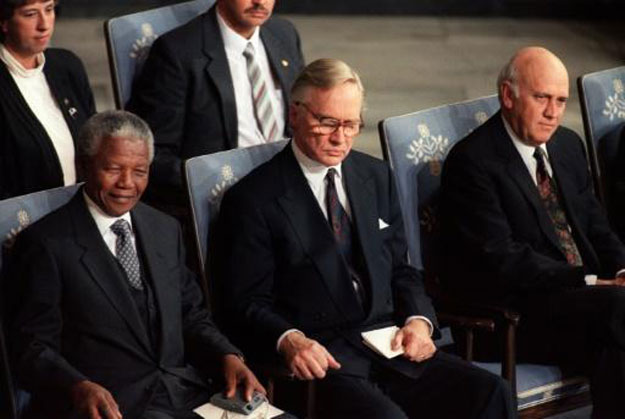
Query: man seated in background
218 58 515 419
128 0 304 208
440 46 625 418
8 110 264 419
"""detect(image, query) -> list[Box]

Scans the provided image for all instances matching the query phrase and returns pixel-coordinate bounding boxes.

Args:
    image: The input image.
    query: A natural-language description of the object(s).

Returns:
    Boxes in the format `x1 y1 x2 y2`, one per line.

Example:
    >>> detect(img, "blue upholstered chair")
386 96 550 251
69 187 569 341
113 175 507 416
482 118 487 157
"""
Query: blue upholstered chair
378 97 590 416
578 67 625 238
0 184 81 419
185 141 288 284
104 0 215 109
184 141 318 417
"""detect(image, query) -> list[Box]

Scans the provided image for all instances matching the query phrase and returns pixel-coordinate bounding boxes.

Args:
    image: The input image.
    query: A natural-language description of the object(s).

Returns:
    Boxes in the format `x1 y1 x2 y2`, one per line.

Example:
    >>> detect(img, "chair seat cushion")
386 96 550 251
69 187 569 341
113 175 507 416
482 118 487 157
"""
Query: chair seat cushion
473 362 589 409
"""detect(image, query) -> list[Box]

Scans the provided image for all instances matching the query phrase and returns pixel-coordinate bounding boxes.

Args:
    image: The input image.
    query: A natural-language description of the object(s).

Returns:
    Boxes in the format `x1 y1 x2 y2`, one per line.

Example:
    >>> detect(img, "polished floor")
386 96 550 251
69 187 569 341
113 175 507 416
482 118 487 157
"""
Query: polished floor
53 15 624 158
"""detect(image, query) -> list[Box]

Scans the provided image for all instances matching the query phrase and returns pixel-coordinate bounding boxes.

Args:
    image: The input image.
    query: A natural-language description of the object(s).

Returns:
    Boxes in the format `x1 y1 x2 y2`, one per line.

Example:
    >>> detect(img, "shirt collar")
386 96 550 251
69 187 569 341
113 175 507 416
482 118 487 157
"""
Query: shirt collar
216 9 261 57
502 113 549 163
291 140 343 187
83 189 133 237
0 43 45 78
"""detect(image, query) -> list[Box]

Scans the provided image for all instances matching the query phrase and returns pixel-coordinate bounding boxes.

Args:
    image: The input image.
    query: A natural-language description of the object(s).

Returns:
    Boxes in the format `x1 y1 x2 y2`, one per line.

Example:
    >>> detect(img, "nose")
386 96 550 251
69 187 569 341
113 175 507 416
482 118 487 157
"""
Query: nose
329 126 347 144
544 99 559 119
116 170 133 188
37 10 54 31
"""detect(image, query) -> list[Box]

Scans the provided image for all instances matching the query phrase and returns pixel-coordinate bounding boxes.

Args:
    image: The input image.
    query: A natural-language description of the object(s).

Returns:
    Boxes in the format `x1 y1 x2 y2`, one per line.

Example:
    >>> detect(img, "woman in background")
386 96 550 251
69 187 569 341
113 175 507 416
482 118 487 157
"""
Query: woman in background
0 0 95 199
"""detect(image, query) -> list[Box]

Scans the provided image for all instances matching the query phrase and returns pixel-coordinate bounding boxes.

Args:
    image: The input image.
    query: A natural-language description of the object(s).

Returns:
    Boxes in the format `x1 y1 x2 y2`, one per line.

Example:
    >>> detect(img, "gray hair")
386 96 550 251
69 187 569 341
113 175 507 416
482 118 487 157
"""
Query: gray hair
496 55 520 102
77 110 154 163
291 58 365 104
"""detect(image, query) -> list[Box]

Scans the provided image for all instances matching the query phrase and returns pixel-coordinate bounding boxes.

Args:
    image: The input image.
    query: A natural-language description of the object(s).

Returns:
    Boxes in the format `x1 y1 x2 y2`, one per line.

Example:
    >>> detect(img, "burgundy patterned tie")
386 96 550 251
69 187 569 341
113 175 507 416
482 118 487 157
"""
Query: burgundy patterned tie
533 148 583 266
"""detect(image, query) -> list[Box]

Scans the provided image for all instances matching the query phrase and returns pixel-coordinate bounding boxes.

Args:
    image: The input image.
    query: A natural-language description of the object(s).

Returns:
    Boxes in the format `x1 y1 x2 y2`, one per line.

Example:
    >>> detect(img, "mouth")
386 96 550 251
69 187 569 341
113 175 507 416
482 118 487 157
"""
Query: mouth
246 7 268 18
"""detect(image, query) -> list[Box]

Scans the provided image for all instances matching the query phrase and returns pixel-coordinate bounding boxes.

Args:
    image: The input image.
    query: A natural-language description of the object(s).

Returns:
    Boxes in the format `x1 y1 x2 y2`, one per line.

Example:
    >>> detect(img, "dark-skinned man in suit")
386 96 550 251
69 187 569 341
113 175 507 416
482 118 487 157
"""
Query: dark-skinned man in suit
9 110 264 419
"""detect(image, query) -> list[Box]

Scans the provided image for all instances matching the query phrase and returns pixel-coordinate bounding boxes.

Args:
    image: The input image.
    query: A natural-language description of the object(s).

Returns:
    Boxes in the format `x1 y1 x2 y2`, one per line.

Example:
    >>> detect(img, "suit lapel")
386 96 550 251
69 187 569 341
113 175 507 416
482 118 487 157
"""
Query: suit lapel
493 117 564 254
276 147 365 321
202 9 237 149
70 195 153 354
131 204 173 361
342 156 383 319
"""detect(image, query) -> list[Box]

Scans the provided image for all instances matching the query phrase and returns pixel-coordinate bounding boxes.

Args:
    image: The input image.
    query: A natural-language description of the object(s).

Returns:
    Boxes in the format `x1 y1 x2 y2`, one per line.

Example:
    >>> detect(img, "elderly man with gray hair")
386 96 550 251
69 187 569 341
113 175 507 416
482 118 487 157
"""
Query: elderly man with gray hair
9 110 264 419
219 59 515 419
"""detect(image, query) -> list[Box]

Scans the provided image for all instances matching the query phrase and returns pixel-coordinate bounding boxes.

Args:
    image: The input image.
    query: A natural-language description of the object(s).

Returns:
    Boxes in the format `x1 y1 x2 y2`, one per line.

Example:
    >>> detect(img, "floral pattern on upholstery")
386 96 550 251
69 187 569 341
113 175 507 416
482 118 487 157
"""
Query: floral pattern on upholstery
4 209 30 249
603 78 625 121
406 124 450 176
129 23 158 66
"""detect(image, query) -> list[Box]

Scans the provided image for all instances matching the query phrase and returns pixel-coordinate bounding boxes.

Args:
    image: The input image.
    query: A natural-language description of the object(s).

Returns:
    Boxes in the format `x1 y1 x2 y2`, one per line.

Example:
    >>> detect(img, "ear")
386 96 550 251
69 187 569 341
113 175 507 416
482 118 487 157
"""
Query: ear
288 103 298 130
500 82 515 110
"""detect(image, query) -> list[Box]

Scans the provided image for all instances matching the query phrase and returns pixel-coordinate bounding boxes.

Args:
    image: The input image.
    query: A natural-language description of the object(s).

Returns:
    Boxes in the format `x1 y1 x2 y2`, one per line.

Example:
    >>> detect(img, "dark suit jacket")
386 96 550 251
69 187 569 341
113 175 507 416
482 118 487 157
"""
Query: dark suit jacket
128 6 304 204
9 193 240 418
440 112 625 303
219 144 438 379
0 48 95 199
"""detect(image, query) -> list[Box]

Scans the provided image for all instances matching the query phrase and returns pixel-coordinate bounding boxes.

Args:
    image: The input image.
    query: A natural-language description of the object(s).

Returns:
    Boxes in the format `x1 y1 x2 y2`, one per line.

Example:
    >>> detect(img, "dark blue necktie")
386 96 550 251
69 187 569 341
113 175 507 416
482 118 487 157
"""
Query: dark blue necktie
325 168 366 306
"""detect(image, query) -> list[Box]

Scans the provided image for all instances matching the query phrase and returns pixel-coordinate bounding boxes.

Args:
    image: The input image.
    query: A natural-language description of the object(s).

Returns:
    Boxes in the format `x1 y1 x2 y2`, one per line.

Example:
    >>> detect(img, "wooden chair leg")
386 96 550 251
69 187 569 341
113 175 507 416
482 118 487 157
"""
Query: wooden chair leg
306 380 316 419
464 329 474 362
502 321 517 395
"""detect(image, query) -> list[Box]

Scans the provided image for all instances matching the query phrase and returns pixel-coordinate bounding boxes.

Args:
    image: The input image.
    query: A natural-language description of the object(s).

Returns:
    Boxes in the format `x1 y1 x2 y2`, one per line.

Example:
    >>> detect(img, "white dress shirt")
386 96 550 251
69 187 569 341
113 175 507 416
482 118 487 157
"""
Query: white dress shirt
0 44 76 186
502 115 625 285
217 11 285 148
276 142 433 351
84 191 136 256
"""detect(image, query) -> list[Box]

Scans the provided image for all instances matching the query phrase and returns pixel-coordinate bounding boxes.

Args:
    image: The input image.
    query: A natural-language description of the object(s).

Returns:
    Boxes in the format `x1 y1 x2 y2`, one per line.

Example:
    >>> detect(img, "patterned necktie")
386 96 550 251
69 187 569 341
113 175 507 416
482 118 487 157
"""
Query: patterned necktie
326 168 366 305
533 147 583 266
243 42 280 143
110 219 144 290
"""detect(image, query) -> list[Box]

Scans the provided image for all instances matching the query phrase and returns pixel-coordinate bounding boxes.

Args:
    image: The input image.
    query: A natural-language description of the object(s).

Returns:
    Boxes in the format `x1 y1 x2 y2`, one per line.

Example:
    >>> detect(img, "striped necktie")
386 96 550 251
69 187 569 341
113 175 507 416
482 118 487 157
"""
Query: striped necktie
243 42 279 142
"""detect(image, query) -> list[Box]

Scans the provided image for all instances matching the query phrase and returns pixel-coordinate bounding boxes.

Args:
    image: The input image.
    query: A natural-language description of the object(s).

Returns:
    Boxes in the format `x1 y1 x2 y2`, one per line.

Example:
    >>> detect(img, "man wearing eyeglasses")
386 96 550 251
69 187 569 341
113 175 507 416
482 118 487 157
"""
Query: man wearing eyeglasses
217 59 515 419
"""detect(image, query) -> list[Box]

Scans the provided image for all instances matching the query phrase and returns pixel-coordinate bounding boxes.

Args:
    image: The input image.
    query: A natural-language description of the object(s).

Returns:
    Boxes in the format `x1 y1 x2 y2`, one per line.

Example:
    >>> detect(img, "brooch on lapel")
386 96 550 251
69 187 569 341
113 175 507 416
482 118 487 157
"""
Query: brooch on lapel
281 59 289 68
64 98 78 119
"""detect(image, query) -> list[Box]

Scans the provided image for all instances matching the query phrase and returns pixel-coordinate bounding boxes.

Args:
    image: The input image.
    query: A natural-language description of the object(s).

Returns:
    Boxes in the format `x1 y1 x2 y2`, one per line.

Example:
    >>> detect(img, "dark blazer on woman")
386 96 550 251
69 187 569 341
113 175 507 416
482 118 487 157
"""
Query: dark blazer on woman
0 48 95 200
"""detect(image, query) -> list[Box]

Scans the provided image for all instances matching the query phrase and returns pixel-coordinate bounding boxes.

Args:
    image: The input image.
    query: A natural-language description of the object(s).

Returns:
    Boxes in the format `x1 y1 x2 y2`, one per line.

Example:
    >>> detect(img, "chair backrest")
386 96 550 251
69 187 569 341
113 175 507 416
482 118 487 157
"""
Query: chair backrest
185 141 288 283
0 184 80 419
378 96 500 275
577 66 625 202
104 0 215 109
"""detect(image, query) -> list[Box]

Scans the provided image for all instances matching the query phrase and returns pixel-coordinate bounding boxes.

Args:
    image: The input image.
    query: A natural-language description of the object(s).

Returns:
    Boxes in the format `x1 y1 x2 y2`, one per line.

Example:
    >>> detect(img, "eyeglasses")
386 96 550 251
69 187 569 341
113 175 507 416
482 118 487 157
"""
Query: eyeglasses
295 101 363 137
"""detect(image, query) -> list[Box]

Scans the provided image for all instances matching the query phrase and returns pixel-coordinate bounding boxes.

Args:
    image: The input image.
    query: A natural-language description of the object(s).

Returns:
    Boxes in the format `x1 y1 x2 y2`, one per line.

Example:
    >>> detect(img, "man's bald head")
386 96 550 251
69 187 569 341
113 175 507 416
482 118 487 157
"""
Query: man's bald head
498 47 569 146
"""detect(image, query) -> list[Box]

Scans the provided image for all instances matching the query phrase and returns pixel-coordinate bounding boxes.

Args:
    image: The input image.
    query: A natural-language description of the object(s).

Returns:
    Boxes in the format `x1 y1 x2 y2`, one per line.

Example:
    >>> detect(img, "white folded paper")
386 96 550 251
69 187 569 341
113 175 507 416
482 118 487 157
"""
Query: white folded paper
361 325 404 359
193 400 284 419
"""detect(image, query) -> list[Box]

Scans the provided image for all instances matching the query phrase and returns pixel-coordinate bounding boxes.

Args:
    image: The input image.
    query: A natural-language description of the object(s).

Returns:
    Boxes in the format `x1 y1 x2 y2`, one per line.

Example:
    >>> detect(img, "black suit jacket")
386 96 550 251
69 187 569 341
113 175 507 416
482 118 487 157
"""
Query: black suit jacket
219 144 438 379
128 6 304 204
0 48 95 199
440 112 625 303
9 193 240 418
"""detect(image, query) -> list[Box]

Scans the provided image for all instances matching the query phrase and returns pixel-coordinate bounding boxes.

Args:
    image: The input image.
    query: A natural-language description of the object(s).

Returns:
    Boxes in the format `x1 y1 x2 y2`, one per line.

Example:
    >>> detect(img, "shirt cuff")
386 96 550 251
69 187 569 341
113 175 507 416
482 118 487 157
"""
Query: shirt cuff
405 315 434 336
584 274 597 286
616 269 625 278
276 328 304 352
